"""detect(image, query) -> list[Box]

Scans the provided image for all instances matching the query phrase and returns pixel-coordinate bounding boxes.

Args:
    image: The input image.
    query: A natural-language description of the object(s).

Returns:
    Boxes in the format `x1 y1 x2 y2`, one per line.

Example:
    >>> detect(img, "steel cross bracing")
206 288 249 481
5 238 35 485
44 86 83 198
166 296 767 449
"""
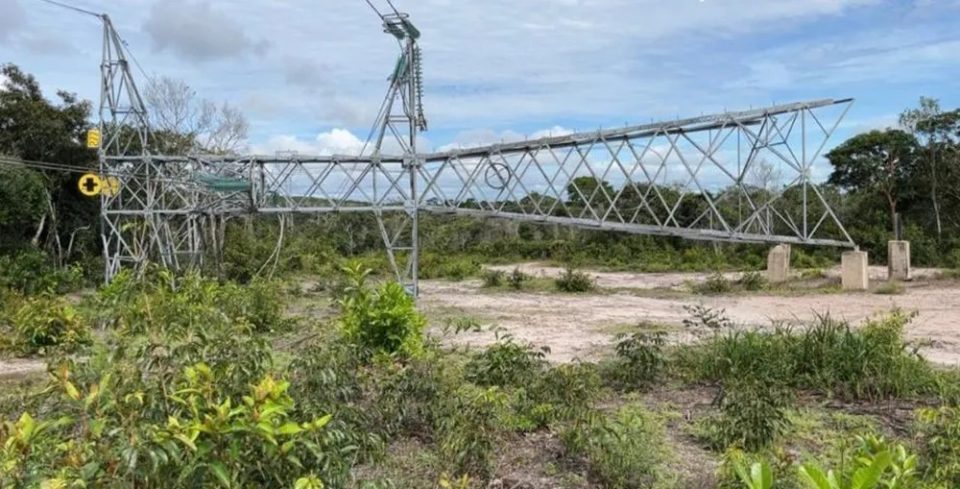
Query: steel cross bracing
95 8 857 293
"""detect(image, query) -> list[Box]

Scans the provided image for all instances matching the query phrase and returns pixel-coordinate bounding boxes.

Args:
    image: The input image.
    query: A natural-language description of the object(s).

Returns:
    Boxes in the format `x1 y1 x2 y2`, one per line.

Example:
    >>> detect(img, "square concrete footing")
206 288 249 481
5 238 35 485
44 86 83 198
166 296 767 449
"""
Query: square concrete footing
888 240 911 281
766 244 791 283
842 250 869 291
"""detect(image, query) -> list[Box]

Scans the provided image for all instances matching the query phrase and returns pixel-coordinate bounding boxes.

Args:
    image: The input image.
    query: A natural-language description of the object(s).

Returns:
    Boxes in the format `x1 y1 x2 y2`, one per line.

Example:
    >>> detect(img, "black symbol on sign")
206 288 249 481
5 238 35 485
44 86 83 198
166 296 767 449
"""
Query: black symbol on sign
82 177 98 193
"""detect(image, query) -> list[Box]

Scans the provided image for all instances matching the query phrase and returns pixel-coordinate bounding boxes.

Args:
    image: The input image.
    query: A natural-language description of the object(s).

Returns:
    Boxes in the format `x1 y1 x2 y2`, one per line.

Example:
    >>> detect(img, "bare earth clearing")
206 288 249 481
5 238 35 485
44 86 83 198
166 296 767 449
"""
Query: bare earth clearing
421 263 960 366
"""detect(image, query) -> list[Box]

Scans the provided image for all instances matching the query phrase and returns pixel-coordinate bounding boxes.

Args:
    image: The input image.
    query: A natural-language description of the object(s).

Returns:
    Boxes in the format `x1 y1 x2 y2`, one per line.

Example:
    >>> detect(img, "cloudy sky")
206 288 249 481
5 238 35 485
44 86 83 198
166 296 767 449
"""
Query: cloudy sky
2 0 959 156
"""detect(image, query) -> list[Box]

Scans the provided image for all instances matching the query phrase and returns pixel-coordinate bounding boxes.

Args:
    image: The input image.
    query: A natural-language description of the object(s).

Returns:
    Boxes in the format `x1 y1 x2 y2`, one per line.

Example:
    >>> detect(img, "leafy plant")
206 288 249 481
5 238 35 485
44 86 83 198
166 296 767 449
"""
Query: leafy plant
734 460 774 489
610 331 666 390
480 269 505 288
739 271 768 291
694 272 733 294
506 267 530 290
0 251 84 295
915 406 960 486
798 451 892 489
554 267 595 293
437 385 505 481
562 405 668 488
701 378 792 451
0 362 333 488
338 262 425 358
464 333 548 388
10 295 91 355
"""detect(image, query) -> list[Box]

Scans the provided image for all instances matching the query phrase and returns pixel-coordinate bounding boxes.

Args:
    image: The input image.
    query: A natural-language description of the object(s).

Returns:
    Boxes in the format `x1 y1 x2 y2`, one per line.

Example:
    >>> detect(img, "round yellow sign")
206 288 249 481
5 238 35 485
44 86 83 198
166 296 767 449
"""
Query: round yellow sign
78 173 102 197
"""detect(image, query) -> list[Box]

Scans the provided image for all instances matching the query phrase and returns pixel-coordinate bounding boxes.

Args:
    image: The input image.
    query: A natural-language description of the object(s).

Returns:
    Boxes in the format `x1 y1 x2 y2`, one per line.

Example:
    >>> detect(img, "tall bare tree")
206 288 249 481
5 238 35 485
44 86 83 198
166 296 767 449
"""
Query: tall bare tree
144 76 248 155
899 97 944 240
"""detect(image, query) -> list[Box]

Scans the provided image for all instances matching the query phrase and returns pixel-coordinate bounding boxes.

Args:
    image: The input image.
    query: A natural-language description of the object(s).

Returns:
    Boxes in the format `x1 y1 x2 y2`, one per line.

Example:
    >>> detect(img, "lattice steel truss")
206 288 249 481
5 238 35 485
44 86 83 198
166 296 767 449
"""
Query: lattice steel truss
96 10 856 292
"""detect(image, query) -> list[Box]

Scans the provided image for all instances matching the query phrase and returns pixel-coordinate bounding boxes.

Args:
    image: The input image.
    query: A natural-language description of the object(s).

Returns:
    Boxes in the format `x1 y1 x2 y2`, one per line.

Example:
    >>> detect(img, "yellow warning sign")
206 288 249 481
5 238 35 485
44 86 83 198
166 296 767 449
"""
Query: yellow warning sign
78 173 102 197
102 176 121 197
86 129 101 149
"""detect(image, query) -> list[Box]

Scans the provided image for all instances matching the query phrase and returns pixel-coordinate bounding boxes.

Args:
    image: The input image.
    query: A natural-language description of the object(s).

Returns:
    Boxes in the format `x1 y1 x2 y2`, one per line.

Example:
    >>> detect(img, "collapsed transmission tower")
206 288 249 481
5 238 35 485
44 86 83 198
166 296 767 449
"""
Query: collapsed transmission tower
94 4 856 294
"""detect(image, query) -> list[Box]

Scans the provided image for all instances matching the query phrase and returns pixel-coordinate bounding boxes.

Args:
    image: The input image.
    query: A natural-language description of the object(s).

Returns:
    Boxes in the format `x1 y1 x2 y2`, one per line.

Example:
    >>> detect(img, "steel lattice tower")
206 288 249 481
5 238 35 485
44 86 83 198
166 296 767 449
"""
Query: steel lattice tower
94 7 857 293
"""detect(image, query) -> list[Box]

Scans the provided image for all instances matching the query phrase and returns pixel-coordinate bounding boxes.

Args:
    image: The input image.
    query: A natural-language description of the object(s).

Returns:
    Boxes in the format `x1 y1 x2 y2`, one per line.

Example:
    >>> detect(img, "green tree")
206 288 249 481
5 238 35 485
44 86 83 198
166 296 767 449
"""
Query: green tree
899 97 960 241
566 176 615 210
826 129 919 237
0 63 97 257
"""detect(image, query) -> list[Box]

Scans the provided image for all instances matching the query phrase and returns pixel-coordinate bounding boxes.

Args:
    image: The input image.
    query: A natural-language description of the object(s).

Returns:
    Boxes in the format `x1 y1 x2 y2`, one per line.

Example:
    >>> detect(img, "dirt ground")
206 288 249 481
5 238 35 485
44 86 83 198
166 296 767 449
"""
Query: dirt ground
421 263 960 366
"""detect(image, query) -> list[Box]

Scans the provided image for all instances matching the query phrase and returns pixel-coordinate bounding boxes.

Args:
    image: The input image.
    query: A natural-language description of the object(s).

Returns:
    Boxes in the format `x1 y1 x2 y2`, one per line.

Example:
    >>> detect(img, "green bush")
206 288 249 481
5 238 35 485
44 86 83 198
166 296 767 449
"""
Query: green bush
915 406 960 486
609 331 666 390
10 295 91 355
507 362 602 431
338 262 425 359
0 251 84 295
506 267 530 290
738 271 768 291
95 268 290 335
694 272 733 294
699 378 792 451
562 405 668 488
554 267 595 293
481 269 505 288
0 362 334 488
437 385 505 481
464 334 548 388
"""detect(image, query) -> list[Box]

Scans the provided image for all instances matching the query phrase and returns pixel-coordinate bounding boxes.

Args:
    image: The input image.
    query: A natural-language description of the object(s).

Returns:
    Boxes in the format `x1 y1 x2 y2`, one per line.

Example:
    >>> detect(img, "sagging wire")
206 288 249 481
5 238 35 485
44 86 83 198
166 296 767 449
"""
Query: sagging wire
35 0 100 18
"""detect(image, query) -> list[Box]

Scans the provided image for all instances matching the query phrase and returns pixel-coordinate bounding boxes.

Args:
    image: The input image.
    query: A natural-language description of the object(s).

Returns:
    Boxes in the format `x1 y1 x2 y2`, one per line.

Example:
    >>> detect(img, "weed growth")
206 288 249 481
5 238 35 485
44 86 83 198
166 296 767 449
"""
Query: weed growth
554 267 595 293
507 267 530 290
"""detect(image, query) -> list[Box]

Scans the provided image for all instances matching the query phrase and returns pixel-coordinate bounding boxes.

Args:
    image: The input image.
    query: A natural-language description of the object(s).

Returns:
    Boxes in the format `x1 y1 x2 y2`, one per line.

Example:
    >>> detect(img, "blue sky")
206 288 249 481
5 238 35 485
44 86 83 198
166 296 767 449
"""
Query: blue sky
2 0 959 157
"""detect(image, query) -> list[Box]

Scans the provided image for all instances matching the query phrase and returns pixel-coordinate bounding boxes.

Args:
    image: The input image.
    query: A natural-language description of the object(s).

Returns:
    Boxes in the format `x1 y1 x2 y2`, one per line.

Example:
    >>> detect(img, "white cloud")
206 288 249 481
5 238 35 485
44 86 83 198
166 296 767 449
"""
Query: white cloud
143 0 269 62
436 126 575 152
253 128 365 156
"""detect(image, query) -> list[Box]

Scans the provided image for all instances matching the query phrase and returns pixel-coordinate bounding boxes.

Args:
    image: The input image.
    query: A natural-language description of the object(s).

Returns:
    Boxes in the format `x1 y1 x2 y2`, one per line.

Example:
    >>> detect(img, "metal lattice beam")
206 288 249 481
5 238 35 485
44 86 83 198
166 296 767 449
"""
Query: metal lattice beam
94 8 857 295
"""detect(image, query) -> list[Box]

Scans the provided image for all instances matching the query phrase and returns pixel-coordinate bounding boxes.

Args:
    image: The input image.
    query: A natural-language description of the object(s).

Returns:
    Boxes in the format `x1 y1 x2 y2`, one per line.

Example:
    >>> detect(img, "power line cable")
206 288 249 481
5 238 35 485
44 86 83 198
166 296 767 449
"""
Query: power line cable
362 0 386 20
35 0 101 18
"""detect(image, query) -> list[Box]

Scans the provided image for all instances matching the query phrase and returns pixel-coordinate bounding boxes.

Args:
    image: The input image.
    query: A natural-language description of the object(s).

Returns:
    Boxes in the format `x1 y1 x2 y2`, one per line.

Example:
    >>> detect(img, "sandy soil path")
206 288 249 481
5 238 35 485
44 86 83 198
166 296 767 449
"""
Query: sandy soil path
422 264 960 366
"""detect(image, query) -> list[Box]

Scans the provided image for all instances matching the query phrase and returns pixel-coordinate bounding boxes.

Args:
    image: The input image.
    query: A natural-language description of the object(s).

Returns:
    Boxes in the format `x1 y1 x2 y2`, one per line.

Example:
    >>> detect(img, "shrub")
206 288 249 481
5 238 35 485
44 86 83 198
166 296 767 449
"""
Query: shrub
437 385 505 481
10 295 91 355
609 331 666 390
562 405 668 488
507 362 602 431
95 269 290 335
0 251 84 295
915 406 960 486
464 334 548 388
507 267 530 290
554 267 595 293
738 271 768 291
338 262 425 358
699 378 792 451
0 360 334 488
441 258 481 281
694 272 733 294
481 269 505 288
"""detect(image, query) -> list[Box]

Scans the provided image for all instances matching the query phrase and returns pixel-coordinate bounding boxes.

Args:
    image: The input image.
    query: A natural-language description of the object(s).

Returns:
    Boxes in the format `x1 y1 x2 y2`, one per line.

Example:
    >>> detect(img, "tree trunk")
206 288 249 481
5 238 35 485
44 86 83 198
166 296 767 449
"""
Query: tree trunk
31 213 47 247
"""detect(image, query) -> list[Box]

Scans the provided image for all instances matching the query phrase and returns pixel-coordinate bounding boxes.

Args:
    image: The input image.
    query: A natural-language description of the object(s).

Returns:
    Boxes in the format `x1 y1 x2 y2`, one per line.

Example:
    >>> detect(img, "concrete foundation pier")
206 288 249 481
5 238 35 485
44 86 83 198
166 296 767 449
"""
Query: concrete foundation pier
842 250 869 291
888 240 911 281
766 244 791 283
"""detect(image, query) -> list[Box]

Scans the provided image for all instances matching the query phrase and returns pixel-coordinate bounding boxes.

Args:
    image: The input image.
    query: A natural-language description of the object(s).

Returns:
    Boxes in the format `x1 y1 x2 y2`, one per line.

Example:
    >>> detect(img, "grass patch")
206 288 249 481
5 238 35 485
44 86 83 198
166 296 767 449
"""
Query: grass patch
674 309 939 401
874 281 906 295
